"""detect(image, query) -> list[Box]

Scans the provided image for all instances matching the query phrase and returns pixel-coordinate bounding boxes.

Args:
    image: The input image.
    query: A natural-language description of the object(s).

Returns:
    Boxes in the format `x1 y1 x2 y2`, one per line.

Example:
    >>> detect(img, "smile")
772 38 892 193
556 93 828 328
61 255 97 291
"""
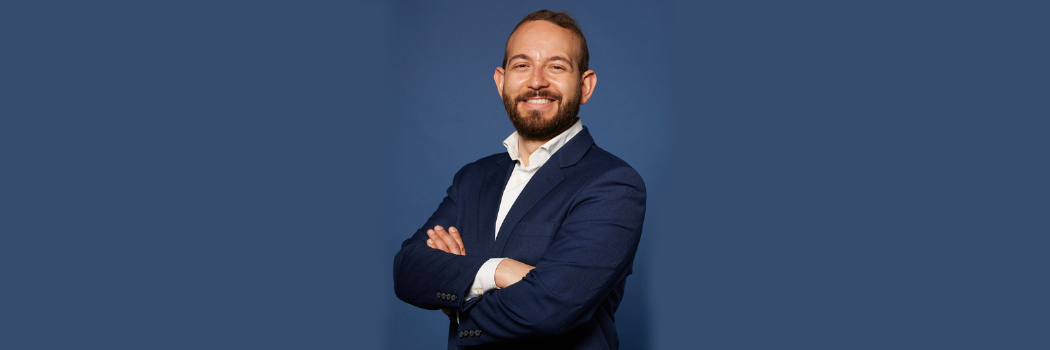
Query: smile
521 98 556 109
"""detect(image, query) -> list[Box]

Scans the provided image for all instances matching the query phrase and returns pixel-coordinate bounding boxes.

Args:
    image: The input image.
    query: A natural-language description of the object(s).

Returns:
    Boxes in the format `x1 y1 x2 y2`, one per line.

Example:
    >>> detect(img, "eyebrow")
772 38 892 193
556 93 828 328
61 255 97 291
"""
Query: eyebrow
508 54 574 69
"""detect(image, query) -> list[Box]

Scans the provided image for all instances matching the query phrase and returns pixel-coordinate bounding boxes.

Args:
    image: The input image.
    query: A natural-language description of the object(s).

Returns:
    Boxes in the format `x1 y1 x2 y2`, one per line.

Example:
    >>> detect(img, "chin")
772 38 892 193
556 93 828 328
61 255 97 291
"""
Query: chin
520 108 557 122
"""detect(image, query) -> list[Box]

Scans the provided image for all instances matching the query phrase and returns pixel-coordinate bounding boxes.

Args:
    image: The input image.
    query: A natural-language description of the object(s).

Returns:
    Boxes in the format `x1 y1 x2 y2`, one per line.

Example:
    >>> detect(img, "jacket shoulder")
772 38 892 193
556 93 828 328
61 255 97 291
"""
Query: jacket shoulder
580 145 644 182
475 152 508 165
449 152 507 183
585 145 635 169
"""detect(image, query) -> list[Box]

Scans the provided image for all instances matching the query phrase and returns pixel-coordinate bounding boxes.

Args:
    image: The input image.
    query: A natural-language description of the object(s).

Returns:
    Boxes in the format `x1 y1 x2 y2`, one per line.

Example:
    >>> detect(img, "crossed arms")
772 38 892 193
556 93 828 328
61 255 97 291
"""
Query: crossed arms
392 164 646 346
425 225 535 290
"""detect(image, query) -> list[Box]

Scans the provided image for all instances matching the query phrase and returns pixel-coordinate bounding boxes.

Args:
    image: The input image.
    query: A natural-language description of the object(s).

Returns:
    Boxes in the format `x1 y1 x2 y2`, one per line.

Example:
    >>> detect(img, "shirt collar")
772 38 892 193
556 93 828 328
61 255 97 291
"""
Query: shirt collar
502 118 584 169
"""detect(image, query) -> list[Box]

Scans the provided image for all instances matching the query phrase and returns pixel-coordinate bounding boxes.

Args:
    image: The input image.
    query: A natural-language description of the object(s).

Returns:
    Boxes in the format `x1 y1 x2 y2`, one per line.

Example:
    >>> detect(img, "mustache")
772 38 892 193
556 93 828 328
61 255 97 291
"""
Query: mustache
517 90 562 101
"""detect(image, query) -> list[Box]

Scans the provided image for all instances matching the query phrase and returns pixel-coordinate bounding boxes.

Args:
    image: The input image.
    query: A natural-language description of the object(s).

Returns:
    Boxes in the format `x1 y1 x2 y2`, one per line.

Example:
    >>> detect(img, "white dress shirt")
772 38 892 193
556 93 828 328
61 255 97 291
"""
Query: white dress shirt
465 119 584 301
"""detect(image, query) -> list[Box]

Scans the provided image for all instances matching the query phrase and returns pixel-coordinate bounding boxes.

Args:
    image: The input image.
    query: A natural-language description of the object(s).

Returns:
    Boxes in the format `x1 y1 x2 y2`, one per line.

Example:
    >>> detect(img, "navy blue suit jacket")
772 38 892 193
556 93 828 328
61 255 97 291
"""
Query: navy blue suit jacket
393 127 646 349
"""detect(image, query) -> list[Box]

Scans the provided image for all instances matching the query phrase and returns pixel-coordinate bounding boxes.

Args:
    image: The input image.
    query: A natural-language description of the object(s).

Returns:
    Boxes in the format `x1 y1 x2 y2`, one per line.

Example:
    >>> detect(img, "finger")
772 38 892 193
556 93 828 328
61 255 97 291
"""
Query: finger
427 229 450 253
426 239 445 252
426 228 447 252
448 227 465 255
434 226 459 255
434 226 462 255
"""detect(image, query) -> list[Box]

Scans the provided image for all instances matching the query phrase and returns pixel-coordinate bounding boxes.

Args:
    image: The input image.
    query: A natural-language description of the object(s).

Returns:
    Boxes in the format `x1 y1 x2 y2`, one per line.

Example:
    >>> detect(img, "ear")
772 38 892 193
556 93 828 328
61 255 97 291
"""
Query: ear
494 67 506 100
579 70 597 104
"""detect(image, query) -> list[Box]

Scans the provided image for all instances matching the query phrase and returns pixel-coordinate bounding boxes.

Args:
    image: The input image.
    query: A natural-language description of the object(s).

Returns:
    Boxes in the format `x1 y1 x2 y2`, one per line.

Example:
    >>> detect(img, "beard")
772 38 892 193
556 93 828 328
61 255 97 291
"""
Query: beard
503 87 581 141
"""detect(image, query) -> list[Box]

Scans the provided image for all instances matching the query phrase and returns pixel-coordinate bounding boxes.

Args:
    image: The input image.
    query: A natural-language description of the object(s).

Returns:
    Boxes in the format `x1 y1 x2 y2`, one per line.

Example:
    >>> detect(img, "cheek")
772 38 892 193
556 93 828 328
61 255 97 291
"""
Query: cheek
553 79 579 92
505 79 528 95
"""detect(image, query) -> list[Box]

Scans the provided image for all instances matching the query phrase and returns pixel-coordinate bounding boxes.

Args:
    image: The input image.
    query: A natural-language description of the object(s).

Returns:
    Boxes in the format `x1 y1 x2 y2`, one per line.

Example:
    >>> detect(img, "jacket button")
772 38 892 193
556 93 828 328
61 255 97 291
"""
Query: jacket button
458 330 465 338
474 329 481 337
451 294 457 301
437 292 442 299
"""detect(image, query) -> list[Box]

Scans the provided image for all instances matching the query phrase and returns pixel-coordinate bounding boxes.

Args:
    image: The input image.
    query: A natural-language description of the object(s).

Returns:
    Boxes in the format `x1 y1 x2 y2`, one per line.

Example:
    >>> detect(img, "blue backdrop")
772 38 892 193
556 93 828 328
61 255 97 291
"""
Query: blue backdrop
2 1 1047 349
385 2 669 349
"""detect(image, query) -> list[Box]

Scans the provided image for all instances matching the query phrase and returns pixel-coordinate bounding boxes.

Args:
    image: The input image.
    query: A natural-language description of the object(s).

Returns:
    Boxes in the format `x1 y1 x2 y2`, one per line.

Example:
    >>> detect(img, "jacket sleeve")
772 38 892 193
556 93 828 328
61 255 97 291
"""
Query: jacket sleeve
393 164 490 311
454 166 646 346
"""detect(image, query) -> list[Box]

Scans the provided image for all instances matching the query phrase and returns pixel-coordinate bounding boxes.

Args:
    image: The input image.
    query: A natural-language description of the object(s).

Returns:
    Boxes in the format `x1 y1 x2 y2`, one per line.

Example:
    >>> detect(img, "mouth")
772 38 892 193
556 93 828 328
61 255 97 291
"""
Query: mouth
520 97 557 109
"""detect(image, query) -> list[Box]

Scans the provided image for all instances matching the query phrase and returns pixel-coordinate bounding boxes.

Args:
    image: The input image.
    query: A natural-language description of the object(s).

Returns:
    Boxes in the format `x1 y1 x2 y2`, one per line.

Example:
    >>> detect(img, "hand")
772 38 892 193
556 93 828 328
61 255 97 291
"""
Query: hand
426 225 465 256
425 226 464 316
494 258 535 289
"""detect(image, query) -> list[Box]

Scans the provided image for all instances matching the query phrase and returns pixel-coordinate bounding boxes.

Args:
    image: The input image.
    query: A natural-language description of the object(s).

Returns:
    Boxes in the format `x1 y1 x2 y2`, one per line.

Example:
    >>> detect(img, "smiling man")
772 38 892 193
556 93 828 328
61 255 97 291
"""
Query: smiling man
393 10 646 349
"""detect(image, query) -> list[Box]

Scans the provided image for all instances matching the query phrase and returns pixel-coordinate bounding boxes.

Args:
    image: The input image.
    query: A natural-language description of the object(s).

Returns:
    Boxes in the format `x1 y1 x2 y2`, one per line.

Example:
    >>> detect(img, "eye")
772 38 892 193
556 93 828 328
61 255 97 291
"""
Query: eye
514 63 528 68
551 65 565 70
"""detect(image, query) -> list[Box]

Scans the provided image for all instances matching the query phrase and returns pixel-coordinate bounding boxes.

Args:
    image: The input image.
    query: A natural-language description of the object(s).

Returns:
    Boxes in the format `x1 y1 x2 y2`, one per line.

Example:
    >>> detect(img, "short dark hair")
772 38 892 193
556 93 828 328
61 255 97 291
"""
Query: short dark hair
502 10 589 74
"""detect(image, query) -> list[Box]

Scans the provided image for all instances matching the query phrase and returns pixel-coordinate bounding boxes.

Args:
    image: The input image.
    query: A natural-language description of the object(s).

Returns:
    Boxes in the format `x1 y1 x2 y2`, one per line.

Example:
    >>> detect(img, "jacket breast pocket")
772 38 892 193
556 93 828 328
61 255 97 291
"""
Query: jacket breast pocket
502 221 558 266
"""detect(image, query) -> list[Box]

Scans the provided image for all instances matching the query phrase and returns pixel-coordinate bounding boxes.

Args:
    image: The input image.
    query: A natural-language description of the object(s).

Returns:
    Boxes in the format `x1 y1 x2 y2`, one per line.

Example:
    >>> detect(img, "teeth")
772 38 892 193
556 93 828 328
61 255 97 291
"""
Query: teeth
526 99 551 104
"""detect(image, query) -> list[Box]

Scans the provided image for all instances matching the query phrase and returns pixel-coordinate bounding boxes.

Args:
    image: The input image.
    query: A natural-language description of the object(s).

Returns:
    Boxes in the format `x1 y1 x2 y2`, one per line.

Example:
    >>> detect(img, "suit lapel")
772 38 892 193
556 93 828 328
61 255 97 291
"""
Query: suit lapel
489 164 565 257
487 127 595 257
474 155 514 257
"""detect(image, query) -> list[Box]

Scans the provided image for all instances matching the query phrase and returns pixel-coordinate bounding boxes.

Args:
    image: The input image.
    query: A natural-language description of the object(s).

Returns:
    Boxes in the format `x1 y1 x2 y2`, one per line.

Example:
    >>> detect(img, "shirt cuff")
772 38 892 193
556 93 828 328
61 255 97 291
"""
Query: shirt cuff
467 258 505 300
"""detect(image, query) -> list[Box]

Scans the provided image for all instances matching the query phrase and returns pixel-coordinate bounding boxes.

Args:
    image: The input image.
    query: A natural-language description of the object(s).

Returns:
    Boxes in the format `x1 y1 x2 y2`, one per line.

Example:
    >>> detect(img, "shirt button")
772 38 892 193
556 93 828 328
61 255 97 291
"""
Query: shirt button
476 288 484 295
515 178 522 183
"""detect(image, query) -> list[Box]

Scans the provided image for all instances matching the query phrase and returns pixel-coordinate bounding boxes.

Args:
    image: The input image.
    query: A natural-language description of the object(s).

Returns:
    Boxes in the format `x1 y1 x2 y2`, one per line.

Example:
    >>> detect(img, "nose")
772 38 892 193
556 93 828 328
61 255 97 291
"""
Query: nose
526 66 549 90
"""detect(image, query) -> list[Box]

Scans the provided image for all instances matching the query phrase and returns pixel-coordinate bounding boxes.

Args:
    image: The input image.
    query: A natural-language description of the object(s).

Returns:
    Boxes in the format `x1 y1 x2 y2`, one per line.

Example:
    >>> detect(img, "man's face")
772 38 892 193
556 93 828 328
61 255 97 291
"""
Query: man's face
495 20 596 140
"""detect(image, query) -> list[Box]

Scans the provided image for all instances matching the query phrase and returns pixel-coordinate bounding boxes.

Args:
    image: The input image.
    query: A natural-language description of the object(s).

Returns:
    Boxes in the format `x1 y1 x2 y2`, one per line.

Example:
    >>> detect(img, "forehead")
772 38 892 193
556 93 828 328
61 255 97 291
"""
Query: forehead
506 20 580 62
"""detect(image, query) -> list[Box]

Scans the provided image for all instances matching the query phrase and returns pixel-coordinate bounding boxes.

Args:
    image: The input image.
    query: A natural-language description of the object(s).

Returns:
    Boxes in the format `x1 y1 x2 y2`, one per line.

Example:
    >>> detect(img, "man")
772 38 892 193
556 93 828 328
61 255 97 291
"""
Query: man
393 10 645 349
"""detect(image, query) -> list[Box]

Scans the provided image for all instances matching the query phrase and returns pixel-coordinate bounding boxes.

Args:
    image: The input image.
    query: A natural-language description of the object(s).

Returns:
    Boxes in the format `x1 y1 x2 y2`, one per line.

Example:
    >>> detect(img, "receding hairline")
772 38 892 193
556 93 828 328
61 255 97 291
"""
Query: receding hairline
501 12 590 74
